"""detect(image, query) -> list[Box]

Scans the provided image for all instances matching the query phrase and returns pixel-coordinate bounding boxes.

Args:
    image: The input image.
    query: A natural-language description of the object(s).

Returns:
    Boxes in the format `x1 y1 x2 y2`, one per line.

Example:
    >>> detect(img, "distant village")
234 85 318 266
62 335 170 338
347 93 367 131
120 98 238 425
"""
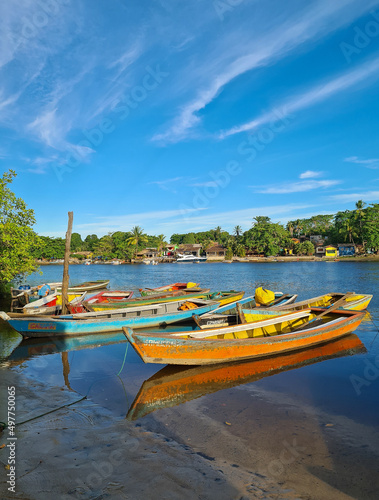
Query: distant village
35 201 379 264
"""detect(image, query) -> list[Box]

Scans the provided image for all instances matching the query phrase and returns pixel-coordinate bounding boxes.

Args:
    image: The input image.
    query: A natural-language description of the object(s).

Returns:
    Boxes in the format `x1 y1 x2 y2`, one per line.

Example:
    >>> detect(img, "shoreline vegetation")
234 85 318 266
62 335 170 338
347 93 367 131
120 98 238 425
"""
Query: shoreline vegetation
36 254 379 265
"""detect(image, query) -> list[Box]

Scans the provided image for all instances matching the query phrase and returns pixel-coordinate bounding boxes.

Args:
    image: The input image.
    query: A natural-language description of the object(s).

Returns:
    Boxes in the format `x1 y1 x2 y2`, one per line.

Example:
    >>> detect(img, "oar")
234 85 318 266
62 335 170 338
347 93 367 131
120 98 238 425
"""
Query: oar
298 292 354 328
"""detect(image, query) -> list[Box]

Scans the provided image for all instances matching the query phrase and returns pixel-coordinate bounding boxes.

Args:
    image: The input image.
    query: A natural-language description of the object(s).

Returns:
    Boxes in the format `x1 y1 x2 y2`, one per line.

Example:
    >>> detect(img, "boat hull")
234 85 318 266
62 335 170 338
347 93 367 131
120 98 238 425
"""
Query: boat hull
124 309 365 365
273 293 372 312
5 301 219 338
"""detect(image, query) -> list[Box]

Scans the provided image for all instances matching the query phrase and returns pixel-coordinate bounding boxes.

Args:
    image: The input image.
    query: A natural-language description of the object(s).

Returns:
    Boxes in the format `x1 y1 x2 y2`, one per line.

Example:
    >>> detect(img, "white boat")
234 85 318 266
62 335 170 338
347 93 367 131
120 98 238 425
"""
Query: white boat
176 253 207 263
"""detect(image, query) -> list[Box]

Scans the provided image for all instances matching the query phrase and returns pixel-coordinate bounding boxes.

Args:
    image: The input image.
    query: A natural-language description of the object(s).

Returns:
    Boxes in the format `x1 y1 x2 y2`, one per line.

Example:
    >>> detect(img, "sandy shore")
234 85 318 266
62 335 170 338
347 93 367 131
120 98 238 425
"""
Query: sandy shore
1 364 379 499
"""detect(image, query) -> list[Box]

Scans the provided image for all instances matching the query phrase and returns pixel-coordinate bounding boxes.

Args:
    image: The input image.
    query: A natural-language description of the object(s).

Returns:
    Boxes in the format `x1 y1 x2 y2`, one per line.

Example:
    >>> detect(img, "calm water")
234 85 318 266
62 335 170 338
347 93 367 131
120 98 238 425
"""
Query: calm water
1 262 379 427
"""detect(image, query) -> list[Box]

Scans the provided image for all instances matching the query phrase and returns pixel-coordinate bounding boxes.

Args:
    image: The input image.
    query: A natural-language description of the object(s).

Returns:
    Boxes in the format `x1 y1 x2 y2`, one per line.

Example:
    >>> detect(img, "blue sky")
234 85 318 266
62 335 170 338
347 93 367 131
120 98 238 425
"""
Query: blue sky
1 0 379 238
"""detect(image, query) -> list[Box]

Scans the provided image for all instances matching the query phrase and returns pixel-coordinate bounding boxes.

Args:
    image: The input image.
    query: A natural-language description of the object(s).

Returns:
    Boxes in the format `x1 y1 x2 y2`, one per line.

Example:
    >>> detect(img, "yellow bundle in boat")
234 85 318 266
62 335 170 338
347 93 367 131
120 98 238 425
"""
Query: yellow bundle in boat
186 282 198 289
179 301 198 310
255 287 275 306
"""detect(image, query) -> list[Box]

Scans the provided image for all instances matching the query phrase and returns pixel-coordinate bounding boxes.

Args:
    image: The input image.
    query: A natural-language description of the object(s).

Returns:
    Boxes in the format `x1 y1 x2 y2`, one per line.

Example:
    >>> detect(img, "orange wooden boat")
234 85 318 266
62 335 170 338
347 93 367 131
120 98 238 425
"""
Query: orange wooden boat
123 308 365 365
126 334 365 420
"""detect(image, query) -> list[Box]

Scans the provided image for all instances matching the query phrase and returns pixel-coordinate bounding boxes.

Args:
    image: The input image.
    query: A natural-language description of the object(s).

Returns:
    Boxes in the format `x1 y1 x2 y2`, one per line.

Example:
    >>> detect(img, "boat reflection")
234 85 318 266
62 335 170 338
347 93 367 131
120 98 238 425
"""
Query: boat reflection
126 334 366 421
6 332 126 365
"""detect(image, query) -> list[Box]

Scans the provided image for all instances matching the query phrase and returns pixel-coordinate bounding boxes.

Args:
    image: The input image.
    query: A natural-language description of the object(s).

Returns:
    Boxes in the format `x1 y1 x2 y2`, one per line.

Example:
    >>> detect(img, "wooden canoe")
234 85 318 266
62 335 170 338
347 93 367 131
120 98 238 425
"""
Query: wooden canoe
83 289 243 311
0 298 219 338
271 292 373 312
126 334 366 420
139 282 200 296
123 308 365 365
196 294 298 328
50 280 110 293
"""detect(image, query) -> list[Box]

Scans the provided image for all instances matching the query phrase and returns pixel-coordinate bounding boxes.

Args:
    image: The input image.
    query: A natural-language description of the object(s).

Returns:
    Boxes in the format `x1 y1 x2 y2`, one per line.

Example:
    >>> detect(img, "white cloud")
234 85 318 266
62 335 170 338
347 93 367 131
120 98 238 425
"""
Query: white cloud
220 56 379 138
153 0 379 143
253 179 341 194
328 191 379 202
299 170 323 179
344 156 379 169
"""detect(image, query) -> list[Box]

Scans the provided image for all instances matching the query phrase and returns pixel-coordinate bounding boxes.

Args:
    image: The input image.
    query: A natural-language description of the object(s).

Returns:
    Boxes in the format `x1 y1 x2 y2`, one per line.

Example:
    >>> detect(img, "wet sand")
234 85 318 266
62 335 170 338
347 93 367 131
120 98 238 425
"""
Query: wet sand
1 364 379 500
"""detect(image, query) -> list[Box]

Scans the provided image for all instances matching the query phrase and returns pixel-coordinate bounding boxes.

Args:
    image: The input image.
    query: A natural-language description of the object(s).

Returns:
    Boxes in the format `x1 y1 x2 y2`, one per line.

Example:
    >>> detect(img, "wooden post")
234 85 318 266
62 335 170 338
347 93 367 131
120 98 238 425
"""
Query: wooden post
61 211 73 315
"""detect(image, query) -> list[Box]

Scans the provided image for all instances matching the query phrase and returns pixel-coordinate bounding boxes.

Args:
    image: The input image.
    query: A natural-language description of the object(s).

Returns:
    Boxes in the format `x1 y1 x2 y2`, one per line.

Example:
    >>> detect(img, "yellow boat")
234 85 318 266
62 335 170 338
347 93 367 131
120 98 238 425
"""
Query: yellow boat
271 293 372 312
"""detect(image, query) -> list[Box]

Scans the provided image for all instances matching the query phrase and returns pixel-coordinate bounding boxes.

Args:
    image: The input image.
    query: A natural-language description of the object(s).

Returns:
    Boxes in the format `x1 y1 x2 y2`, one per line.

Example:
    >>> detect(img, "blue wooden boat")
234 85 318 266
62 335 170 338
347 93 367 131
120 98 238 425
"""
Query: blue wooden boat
0 298 219 338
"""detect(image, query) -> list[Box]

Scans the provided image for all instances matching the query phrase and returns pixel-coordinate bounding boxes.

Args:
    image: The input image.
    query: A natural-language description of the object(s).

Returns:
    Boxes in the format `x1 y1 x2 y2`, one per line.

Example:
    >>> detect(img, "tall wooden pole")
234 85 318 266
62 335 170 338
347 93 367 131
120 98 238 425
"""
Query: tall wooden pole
61 211 73 315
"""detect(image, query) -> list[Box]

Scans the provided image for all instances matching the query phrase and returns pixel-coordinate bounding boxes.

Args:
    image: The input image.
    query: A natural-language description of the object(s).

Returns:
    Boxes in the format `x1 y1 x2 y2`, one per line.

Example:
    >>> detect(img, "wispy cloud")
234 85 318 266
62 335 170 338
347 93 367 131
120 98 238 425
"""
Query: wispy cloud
75 207 207 235
253 179 341 194
149 177 185 192
72 203 314 237
328 191 379 202
344 156 379 169
220 56 379 138
299 170 323 179
153 0 378 143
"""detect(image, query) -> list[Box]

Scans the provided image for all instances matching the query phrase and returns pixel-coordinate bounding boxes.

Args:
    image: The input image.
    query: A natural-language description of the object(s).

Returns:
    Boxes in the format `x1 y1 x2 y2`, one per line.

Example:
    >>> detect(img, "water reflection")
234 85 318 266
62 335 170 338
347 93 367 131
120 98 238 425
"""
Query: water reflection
126 335 366 421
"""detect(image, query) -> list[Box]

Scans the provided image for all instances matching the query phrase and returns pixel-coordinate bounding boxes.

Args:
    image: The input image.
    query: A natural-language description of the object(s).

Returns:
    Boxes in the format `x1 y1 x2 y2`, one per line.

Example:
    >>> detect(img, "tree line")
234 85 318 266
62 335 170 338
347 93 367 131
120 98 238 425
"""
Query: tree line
32 203 379 261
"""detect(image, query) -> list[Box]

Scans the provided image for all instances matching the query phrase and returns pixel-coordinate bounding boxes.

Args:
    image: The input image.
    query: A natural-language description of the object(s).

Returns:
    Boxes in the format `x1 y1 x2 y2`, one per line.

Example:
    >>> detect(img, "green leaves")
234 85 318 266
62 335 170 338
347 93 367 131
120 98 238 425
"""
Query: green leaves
0 170 41 284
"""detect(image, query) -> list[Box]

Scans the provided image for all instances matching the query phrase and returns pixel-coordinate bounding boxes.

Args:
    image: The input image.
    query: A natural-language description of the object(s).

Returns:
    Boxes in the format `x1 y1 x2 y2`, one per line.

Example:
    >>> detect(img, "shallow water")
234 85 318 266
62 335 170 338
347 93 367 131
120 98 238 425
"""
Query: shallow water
1 262 378 422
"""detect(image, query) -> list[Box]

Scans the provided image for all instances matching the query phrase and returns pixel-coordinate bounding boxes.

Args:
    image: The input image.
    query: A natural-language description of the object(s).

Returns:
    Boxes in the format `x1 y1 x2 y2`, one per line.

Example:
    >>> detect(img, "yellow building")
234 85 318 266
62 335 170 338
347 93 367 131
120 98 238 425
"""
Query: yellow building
325 245 338 258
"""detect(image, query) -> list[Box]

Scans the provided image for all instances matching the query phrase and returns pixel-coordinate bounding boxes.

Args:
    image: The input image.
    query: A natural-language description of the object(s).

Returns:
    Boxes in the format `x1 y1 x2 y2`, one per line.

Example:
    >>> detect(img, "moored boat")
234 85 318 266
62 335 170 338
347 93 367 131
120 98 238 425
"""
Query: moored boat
126 334 366 420
81 288 212 311
139 282 200 296
271 292 372 312
123 308 365 365
0 298 219 338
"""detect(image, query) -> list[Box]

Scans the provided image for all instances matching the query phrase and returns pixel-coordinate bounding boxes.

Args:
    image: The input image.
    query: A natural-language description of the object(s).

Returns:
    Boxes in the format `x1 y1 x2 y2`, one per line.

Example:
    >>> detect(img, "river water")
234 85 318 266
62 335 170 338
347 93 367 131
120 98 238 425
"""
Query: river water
1 262 379 498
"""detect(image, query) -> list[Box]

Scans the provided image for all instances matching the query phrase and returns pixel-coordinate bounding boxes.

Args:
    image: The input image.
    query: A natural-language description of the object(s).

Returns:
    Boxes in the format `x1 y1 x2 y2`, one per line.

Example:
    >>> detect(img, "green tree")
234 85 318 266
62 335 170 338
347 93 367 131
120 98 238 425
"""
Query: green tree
126 226 148 257
182 233 195 244
294 241 315 256
244 218 290 256
71 232 83 252
362 204 379 253
156 234 167 255
225 247 233 260
355 200 366 247
93 234 114 259
0 170 42 283
84 234 99 251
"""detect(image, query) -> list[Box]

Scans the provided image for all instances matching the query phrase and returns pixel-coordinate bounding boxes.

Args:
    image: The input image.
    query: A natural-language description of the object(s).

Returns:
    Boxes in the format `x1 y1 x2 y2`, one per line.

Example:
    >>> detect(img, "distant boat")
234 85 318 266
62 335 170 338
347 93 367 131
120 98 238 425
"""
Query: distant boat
176 254 207 263
112 260 122 265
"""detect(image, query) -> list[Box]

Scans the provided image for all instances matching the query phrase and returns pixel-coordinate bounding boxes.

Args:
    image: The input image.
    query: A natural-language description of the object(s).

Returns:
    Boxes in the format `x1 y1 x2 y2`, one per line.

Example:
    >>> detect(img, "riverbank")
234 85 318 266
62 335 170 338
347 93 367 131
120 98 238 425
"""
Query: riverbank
0 367 293 500
35 254 379 266
1 358 379 499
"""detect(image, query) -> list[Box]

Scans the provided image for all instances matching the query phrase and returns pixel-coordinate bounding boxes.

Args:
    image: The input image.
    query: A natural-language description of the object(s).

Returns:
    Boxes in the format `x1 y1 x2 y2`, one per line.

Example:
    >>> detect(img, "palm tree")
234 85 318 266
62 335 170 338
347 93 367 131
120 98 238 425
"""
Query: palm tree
233 225 242 238
126 226 148 257
355 200 366 248
339 219 358 244
213 226 222 242
286 221 294 237
156 234 167 255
